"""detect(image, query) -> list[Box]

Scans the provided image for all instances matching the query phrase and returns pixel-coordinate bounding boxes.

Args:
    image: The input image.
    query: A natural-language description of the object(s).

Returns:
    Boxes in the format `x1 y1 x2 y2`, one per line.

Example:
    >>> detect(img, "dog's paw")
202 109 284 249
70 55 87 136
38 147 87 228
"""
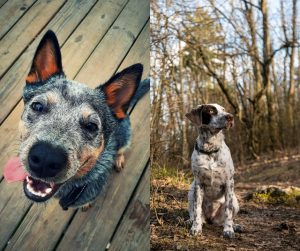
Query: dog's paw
223 230 235 239
114 153 125 172
81 203 93 212
233 224 244 233
190 225 202 236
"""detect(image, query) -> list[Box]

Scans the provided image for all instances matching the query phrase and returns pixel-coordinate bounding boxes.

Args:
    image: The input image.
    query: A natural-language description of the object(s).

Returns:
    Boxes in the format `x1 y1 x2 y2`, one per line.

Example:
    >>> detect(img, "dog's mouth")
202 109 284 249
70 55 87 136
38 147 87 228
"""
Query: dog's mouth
226 121 234 129
217 121 234 130
23 176 61 202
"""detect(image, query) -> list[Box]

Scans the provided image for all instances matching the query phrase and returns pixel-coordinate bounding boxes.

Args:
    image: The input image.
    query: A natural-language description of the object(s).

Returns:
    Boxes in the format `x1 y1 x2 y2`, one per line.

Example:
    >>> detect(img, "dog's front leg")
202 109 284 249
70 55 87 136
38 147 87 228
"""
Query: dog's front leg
189 177 204 235
223 177 235 239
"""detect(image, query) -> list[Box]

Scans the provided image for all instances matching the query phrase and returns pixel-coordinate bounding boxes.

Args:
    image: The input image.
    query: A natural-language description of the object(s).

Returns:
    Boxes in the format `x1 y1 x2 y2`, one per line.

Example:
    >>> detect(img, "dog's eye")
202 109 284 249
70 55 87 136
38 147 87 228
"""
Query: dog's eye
84 122 98 132
31 102 44 112
209 109 214 114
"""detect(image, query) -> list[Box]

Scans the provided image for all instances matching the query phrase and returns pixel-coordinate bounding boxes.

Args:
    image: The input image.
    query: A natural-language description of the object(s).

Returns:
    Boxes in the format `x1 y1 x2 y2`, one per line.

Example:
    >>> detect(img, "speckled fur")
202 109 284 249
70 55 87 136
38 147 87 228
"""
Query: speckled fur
19 30 149 209
186 104 239 239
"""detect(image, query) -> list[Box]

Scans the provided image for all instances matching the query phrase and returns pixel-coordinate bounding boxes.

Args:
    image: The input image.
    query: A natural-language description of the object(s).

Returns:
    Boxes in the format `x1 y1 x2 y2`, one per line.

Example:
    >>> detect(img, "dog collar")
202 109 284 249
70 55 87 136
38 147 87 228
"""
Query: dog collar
194 142 219 155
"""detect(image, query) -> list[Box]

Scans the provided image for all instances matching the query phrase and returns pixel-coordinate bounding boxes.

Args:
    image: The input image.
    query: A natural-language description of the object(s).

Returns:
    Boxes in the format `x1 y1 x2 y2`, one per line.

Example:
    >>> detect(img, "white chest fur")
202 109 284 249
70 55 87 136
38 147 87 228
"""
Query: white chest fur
191 145 233 199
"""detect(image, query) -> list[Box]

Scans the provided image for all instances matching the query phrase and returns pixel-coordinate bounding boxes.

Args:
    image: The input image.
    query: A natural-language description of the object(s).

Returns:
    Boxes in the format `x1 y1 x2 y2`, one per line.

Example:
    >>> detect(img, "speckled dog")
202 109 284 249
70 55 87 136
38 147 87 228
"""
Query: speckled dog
186 104 240 239
19 30 149 210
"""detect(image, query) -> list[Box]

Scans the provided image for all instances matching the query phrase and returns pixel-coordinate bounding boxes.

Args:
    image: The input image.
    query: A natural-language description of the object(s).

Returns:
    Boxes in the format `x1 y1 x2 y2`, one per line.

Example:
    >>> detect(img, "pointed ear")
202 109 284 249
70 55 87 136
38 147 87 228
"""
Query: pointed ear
26 30 63 84
101 64 143 119
185 105 203 126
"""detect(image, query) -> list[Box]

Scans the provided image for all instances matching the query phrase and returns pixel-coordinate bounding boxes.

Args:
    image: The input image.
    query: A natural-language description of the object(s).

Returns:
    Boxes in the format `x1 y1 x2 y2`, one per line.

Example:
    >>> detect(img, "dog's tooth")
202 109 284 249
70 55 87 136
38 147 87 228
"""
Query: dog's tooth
28 185 34 194
28 182 33 190
26 176 33 184
45 188 52 194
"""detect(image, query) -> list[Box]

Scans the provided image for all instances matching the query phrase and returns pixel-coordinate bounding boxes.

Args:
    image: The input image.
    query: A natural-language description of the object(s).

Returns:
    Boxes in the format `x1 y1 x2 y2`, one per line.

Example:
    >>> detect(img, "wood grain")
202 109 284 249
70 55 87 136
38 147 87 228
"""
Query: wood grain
0 0 36 39
0 0 66 77
0 0 8 8
109 164 150 251
76 0 150 86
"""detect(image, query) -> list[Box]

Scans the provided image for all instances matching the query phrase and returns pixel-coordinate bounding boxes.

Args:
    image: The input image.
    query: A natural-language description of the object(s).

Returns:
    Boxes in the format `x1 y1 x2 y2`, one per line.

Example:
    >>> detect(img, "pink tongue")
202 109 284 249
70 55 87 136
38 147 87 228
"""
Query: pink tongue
3 157 28 183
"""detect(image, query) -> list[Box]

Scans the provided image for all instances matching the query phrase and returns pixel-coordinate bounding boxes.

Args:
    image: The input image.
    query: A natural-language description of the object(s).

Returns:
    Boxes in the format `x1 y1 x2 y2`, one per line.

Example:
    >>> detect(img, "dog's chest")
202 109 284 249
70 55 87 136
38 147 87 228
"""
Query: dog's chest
191 151 228 196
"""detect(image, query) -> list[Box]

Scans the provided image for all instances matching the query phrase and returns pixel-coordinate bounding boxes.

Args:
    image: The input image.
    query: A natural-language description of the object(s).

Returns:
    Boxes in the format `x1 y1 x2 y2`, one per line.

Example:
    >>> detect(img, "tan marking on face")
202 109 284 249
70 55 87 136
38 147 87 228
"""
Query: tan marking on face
19 120 29 140
76 139 105 177
47 92 59 104
81 107 94 120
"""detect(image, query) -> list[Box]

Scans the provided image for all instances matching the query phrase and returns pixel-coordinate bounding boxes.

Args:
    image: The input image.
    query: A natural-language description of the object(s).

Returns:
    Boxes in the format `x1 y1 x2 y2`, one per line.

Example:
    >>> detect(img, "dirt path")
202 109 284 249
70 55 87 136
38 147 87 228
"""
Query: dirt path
151 159 300 250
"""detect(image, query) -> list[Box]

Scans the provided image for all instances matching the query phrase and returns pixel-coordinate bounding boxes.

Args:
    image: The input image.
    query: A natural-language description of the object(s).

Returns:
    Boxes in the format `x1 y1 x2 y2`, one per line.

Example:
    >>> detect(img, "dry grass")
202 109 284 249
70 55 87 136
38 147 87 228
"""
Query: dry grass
151 157 300 250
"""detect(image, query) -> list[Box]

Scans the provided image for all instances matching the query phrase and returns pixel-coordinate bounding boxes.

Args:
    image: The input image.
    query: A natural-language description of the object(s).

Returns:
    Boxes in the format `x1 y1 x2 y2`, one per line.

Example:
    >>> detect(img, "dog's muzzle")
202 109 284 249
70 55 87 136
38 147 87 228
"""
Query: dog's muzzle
24 141 67 202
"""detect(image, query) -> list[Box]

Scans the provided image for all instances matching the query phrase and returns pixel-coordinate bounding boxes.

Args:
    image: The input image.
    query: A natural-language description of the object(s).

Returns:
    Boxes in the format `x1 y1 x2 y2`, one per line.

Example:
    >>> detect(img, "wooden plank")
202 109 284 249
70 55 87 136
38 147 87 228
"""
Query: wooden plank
61 0 128 78
1 17 149 251
4 200 74 251
0 0 128 124
118 22 150 80
109 164 150 251
0 181 32 250
75 0 150 86
0 0 8 8
0 0 36 39
0 0 66 78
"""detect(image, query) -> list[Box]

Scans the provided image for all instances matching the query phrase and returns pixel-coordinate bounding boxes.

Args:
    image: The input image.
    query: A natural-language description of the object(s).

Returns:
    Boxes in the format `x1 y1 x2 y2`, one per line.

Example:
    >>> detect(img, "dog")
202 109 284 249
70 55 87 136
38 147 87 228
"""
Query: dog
16 30 149 210
185 103 240 239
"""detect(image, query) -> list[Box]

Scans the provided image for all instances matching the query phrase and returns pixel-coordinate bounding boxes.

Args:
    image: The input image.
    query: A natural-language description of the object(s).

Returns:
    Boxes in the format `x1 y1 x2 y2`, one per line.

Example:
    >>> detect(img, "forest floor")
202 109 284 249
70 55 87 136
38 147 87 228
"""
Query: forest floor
150 153 300 250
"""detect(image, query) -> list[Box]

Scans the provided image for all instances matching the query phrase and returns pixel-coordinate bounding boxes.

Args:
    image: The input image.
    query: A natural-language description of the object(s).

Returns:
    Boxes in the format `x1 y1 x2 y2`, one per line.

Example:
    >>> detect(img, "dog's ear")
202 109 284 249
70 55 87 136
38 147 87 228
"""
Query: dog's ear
26 30 63 84
186 105 203 126
100 64 143 119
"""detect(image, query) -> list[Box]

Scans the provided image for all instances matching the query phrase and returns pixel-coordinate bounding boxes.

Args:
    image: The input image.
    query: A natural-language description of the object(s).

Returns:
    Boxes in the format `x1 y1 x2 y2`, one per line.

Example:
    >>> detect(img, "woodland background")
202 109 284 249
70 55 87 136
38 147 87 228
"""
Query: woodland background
150 0 300 166
150 1 300 249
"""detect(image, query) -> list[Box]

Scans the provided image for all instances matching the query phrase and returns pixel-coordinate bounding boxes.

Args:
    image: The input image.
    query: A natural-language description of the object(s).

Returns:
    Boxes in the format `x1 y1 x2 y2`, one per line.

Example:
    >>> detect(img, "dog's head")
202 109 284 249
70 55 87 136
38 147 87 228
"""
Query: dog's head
19 30 142 202
185 104 234 132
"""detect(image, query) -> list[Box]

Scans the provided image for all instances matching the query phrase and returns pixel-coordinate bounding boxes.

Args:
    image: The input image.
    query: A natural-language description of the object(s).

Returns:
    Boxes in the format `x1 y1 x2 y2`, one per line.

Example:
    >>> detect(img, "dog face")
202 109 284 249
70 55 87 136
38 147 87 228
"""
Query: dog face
20 30 142 202
186 103 234 131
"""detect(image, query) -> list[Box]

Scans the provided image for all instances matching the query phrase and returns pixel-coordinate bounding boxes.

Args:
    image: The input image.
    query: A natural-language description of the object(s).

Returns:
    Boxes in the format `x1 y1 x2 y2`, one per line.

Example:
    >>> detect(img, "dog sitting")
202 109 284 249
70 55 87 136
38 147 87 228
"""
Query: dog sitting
186 103 240 239
11 30 149 210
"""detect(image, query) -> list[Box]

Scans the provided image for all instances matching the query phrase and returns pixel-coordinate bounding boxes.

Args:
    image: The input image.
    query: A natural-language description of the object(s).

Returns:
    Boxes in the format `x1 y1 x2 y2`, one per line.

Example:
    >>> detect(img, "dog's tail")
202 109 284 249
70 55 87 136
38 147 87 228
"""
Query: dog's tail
129 78 150 108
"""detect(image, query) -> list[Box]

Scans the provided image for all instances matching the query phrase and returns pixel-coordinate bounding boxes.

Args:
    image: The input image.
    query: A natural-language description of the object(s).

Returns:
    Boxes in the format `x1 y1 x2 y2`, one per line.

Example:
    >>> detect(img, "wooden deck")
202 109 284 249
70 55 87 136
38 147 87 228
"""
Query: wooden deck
0 0 150 250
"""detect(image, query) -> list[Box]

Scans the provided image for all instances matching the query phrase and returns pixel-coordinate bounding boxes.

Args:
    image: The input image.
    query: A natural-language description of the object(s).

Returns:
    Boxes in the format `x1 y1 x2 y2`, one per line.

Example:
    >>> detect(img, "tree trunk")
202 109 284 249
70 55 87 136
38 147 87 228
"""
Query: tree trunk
287 0 297 146
261 0 279 150
178 39 189 163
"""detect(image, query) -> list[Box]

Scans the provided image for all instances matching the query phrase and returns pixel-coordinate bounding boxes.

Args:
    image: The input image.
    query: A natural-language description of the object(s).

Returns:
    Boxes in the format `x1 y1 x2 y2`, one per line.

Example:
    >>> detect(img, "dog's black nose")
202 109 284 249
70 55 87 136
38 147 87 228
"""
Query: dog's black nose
28 142 67 178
